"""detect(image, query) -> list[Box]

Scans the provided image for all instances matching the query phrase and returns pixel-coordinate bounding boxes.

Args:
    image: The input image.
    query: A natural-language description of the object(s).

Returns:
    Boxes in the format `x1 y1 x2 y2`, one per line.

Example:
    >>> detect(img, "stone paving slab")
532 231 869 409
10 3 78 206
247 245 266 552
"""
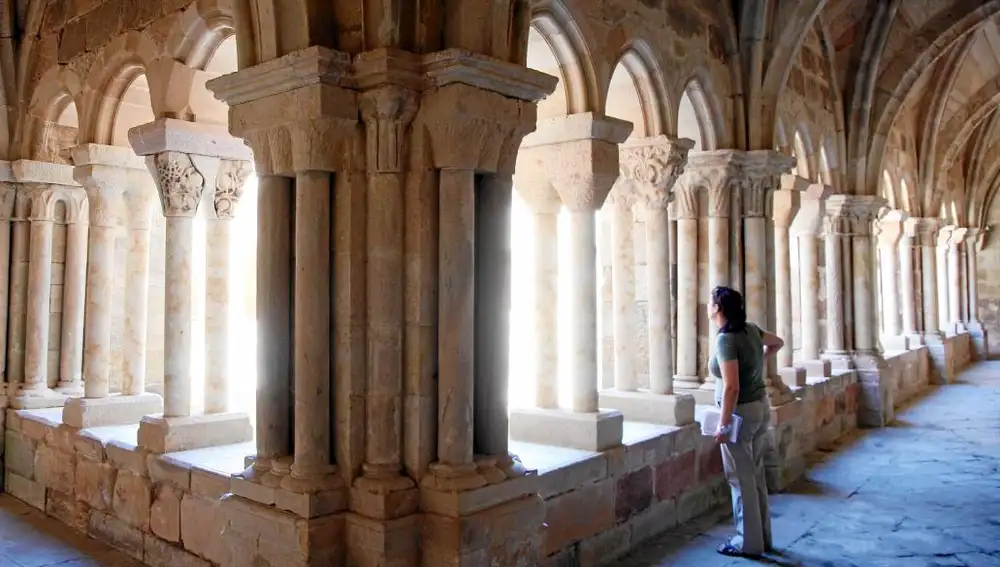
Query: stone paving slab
612 361 1000 567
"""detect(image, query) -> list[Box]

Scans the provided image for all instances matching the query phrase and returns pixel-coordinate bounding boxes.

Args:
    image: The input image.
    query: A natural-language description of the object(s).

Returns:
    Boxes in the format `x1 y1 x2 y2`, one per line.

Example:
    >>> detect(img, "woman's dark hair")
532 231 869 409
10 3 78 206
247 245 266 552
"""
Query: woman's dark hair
711 286 747 333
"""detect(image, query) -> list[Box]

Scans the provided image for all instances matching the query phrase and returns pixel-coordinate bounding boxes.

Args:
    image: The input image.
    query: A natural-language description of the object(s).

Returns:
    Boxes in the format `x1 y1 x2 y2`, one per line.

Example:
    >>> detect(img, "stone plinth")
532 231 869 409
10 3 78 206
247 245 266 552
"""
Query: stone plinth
137 413 252 454
882 335 910 353
63 393 164 429
598 390 696 425
509 408 623 452
778 367 807 389
801 359 832 379
219 494 345 567
853 353 894 427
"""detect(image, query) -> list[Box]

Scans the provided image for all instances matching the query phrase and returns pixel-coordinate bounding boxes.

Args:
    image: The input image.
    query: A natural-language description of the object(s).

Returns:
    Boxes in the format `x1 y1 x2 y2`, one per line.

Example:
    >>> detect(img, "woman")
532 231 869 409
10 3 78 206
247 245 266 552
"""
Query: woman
707 286 784 558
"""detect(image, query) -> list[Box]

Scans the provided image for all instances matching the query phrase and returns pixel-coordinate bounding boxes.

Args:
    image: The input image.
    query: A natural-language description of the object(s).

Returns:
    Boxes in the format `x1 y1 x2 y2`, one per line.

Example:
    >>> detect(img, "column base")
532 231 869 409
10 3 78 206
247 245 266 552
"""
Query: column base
63 393 164 428
822 351 855 371
598 389 697 425
137 412 253 453
778 367 807 388
801 359 832 379
924 334 956 384
54 380 84 397
10 385 67 410
881 335 909 353
673 375 701 390
509 407 623 451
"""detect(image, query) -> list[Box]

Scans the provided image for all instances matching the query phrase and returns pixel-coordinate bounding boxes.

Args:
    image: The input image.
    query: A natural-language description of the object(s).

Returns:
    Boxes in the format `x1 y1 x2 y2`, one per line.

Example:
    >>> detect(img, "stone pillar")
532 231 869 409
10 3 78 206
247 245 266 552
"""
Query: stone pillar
771 176 807 388
822 201 852 370
204 159 252 414
965 228 989 358
899 219 922 346
791 183 832 378
878 211 908 352
742 152 796 406
122 184 154 396
702 159 735 396
672 182 700 389
914 218 953 383
607 181 638 392
936 227 953 335
0 179 15 399
6 183 29 393
509 112 630 450
947 228 967 334
63 146 164 428
56 214 87 395
130 121 252 453
598 135 696 426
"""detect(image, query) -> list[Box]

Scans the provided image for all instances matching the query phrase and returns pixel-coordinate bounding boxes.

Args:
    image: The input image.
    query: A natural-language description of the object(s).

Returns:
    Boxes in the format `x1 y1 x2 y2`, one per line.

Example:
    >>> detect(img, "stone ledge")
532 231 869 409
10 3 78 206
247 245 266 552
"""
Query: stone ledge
597 390 696 426
510 408 623 452
137 413 253 454
63 393 163 429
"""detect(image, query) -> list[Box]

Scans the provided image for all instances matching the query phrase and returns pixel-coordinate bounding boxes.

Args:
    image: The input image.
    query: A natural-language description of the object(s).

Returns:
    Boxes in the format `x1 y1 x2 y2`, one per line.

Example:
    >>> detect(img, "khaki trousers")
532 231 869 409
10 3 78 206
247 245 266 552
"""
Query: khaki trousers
720 398 772 555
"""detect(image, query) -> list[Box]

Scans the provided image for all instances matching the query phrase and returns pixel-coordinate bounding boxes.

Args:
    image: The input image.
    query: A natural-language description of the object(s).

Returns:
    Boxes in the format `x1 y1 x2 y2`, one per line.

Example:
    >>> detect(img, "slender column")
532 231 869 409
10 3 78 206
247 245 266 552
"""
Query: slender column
608 182 638 391
56 215 88 394
899 222 919 340
284 170 336 489
152 152 205 418
0 184 15 391
966 229 982 327
204 160 251 414
432 168 482 485
246 175 293 483
851 217 878 353
673 183 699 388
936 227 952 334
771 187 800 370
645 202 673 394
877 211 906 350
7 192 30 387
824 212 848 354
20 204 56 398
915 220 941 337
798 233 821 358
122 185 154 395
947 228 966 333
567 208 600 411
81 186 121 399
534 210 559 405
703 171 732 392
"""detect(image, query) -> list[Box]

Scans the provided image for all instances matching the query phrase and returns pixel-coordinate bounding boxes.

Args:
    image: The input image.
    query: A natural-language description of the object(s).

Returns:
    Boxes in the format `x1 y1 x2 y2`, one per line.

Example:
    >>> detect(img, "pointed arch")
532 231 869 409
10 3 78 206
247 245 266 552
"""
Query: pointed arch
605 38 671 137
19 65 83 161
529 0 600 116
678 75 722 151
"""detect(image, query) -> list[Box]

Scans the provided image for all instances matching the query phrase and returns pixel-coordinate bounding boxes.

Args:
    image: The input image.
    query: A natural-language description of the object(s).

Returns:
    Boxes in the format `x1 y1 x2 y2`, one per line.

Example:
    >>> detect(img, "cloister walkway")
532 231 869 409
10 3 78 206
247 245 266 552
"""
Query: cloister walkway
0 362 998 567
615 361 1000 567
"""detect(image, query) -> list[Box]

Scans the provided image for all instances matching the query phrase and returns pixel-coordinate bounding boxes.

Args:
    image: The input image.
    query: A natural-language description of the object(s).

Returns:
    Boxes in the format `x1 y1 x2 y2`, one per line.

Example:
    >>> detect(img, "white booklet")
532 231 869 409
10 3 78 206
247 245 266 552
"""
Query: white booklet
699 408 743 444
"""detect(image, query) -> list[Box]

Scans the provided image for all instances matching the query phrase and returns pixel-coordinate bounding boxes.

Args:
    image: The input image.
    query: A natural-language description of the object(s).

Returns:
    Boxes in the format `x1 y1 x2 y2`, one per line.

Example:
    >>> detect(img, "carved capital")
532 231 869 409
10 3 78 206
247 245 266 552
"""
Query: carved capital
771 189 801 228
824 195 886 236
213 159 253 220
910 217 940 247
621 135 694 210
672 184 698 219
360 85 419 173
150 152 206 218
0 182 15 220
876 209 907 249
740 150 795 218
604 178 636 207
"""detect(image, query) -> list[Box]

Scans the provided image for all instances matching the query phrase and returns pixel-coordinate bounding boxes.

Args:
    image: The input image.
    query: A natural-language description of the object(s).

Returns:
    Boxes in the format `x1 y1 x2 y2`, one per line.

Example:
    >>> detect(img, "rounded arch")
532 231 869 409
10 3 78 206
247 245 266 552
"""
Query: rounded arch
793 128 812 180
20 65 84 160
819 138 835 186
167 1 237 70
604 38 671 137
677 77 719 151
529 0 600 117
79 32 161 145
881 169 897 209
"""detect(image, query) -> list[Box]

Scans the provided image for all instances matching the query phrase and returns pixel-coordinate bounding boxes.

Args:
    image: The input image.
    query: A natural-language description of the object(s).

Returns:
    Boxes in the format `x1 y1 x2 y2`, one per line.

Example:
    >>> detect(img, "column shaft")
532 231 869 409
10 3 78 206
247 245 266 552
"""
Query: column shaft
123 201 152 395
437 169 476 466
899 236 917 336
936 245 949 333
968 243 980 322
880 242 900 337
825 227 846 352
163 216 195 416
921 245 939 334
774 223 793 368
58 221 88 391
948 242 962 330
744 217 768 327
610 200 637 391
799 235 821 359
0 216 10 384
204 219 231 413
568 210 598 412
674 217 699 384
704 215 729 389
646 207 673 394
23 220 54 391
534 212 559 406
83 225 116 398
290 171 333 479
254 176 293 471
853 236 875 352
7 216 29 384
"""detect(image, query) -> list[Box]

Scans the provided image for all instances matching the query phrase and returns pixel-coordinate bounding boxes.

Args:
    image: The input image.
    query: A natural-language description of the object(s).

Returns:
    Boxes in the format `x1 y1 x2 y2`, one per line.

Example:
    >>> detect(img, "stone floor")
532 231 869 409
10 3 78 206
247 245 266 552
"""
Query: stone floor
615 361 1000 567
1 361 999 567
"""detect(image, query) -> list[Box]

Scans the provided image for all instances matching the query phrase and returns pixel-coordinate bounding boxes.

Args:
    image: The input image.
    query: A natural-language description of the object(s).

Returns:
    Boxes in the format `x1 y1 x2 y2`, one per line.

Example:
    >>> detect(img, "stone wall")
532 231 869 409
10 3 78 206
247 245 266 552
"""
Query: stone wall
884 348 931 408
977 206 1000 355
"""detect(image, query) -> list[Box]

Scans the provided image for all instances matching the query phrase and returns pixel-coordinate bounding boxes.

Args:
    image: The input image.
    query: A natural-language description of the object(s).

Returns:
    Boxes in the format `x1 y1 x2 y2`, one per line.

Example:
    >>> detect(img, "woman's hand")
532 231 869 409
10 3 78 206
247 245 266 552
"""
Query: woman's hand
714 431 730 444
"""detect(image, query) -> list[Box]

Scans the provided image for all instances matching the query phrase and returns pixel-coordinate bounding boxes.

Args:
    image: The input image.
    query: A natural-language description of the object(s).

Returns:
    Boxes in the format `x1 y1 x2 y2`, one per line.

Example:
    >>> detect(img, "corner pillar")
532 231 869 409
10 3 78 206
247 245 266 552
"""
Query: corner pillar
771 175 808 389
791 183 833 378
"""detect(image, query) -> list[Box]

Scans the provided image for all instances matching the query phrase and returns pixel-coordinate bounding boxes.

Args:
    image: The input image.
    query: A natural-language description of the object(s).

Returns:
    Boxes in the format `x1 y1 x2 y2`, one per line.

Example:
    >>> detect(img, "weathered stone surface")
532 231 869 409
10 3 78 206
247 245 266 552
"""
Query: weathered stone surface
6 472 46 510
88 510 144 561
113 469 152 530
144 533 211 567
654 450 696 502
150 483 182 542
75 458 117 511
34 445 76 494
614 466 653 523
5 430 36 479
46 489 90 532
180 494 225 564
544 480 615 554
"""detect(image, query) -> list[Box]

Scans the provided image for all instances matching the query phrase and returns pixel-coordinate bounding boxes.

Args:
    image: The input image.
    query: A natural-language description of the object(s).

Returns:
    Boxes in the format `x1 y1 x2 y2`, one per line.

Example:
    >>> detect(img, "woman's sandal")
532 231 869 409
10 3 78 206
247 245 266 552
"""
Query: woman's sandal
717 542 761 558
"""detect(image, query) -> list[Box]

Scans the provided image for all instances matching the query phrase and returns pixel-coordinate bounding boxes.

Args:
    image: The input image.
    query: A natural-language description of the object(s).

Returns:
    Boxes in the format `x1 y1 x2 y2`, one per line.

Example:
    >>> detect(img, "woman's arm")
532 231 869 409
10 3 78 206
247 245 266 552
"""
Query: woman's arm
759 327 784 360
718 358 740 431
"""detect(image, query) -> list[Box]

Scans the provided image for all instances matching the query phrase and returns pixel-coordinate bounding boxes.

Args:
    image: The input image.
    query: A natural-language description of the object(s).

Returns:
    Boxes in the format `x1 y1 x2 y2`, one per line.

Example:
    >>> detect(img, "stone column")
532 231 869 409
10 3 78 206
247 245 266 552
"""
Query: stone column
936 227 952 335
6 186 29 392
509 112 630 451
63 146 164 428
771 176 806 388
14 187 64 407
204 159 252 414
915 219 942 338
607 180 638 392
672 182 700 389
947 227 967 334
742 152 797 405
122 183 154 396
792 183 832 378
55 208 88 395
702 161 734 395
130 121 252 453
0 181 15 397
965 228 989 357
899 219 922 346
822 199 852 370
599 135 696 425
877 211 908 352
356 85 417 495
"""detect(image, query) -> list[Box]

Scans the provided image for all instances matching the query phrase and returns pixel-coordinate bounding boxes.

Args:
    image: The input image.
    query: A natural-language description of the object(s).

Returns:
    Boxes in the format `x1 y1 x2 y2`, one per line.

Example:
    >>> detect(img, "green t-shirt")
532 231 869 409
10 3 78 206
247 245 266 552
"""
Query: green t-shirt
709 322 768 406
